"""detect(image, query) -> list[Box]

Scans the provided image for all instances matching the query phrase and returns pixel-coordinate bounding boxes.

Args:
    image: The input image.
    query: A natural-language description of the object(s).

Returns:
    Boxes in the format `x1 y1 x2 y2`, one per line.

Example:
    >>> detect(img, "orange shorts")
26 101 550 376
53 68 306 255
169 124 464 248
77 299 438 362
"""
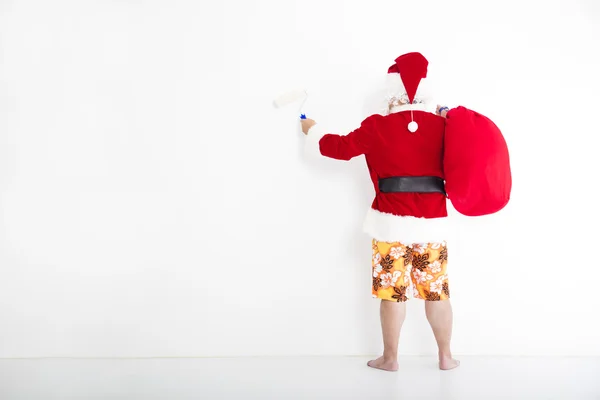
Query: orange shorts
372 240 450 302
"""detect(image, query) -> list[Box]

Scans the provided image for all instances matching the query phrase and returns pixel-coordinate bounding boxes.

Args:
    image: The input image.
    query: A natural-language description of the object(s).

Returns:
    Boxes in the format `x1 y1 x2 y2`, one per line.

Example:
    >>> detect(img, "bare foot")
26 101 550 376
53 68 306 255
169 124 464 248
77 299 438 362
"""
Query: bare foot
439 356 460 370
367 356 399 372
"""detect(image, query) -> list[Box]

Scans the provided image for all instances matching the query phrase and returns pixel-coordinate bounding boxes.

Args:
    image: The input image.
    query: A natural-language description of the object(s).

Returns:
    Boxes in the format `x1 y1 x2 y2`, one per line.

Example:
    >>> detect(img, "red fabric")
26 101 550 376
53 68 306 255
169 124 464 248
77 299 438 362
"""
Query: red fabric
387 52 428 103
444 107 512 216
318 110 447 219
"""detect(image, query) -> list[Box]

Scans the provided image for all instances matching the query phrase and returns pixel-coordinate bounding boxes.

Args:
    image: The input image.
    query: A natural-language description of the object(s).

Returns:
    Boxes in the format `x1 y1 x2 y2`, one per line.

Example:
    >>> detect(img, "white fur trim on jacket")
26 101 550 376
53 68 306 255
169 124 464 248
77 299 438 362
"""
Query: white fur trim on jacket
389 103 430 114
362 207 450 244
304 123 328 159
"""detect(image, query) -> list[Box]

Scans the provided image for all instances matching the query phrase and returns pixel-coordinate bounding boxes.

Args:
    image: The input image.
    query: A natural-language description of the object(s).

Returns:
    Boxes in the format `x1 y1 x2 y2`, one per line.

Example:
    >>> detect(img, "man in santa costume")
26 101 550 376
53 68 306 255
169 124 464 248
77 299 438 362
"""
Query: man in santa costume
301 52 459 371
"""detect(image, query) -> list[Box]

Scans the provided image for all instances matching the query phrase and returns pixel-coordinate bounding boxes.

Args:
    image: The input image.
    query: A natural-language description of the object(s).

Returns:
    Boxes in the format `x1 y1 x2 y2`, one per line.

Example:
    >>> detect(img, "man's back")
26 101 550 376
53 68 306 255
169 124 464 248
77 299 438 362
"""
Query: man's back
364 109 447 219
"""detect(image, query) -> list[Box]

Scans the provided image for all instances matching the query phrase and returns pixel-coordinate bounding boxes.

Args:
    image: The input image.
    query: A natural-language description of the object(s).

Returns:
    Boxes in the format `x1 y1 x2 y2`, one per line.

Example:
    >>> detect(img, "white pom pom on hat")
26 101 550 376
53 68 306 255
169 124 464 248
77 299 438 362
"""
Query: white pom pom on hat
387 52 429 132
408 121 419 132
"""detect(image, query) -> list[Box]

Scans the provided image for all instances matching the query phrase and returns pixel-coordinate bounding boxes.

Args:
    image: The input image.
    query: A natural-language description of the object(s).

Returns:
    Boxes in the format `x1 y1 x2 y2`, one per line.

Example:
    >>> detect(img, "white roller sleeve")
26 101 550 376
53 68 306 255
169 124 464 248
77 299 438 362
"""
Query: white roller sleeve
273 90 307 108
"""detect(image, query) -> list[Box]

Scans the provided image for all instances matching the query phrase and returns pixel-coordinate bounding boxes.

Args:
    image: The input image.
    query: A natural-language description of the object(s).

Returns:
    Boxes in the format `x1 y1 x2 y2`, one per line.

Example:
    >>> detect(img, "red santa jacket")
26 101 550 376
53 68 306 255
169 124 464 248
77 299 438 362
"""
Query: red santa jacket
305 103 450 244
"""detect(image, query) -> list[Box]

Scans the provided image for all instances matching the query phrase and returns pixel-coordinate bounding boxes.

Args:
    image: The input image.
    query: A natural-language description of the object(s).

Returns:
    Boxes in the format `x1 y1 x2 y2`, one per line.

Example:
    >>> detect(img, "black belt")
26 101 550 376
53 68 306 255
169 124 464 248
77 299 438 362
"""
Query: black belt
378 176 446 195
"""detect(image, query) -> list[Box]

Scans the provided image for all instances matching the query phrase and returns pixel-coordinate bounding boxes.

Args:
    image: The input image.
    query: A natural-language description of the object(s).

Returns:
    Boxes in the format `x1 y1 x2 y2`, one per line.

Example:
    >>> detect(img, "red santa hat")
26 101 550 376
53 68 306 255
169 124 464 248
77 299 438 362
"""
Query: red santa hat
386 52 430 132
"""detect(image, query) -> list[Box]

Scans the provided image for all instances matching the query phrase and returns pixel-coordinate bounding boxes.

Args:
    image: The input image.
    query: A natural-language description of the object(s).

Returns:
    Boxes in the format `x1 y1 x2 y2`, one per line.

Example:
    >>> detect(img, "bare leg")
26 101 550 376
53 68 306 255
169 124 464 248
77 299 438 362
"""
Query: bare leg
425 300 460 370
367 300 406 371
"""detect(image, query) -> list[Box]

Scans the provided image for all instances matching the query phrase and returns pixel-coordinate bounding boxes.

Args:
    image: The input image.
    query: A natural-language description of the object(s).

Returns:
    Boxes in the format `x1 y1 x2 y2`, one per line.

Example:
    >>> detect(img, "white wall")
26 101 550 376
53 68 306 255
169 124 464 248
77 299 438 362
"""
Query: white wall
1 0 599 358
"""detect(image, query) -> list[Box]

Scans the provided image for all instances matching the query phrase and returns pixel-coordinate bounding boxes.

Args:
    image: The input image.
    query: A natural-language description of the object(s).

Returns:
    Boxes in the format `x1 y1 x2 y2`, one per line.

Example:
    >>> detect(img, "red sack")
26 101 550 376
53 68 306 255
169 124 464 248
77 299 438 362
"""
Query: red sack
443 106 512 216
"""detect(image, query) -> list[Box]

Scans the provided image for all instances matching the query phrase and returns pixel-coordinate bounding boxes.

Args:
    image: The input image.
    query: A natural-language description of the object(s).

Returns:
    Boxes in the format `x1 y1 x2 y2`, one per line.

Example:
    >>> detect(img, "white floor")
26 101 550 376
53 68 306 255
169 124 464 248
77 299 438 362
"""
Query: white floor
0 356 598 400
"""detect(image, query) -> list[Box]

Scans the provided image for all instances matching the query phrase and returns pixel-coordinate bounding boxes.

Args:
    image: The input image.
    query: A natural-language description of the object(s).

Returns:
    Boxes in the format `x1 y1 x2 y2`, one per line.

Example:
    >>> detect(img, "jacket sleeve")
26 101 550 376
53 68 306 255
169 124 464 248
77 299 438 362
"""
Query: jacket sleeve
304 115 378 161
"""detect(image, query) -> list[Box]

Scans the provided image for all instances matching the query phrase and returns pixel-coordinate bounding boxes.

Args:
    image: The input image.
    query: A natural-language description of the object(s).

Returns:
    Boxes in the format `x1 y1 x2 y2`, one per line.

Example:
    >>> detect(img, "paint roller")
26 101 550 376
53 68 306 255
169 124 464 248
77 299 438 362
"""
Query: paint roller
273 89 309 119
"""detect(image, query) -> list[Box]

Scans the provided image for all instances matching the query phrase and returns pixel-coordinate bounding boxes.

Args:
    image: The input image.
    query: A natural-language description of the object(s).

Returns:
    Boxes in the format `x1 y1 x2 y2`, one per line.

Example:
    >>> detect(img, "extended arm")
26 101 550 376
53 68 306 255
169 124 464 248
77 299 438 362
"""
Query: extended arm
302 117 376 161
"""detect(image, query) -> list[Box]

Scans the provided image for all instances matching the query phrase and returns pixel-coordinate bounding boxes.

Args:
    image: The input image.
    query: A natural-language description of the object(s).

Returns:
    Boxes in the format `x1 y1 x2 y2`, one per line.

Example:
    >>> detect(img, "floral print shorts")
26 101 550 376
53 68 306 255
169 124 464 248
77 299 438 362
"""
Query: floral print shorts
372 240 450 302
